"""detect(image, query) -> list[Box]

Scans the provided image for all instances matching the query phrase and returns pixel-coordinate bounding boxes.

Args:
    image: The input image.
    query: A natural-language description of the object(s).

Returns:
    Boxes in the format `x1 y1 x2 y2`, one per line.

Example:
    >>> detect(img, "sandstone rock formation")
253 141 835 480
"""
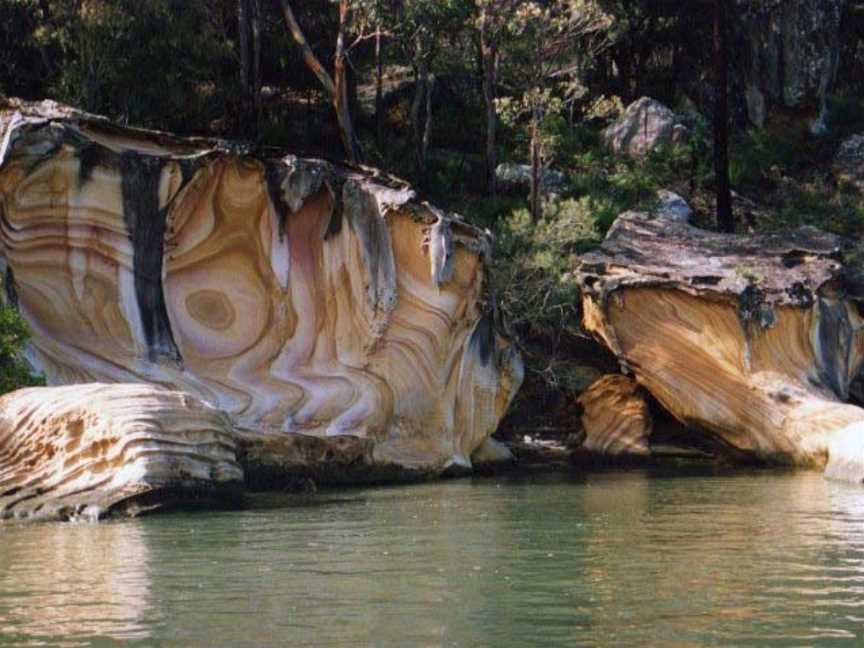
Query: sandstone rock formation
0 383 243 521
577 374 652 457
0 98 522 483
602 98 689 158
576 211 864 478
735 0 846 130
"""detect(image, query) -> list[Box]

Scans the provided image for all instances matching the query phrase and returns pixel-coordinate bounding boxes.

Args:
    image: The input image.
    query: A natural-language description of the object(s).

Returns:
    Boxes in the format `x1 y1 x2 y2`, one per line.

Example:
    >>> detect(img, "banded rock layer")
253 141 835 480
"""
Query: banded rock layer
0 99 522 478
577 211 864 477
578 375 652 457
0 383 242 521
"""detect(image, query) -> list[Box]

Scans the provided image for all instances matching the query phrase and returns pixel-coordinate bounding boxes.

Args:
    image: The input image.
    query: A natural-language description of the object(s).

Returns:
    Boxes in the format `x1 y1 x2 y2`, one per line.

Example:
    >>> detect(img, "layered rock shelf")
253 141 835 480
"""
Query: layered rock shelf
0 383 242 521
576 210 864 479
0 98 523 508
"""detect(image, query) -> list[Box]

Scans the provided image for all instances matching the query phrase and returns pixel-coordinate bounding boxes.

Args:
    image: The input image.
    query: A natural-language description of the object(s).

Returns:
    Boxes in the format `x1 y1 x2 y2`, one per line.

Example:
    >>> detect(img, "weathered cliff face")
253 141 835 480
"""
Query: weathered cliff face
735 0 846 129
0 383 242 521
0 99 522 480
576 211 864 477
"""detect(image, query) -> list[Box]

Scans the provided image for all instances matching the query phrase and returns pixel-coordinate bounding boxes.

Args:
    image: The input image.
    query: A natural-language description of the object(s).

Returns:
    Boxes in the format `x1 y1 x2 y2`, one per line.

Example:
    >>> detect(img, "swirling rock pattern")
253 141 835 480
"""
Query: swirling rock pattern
577 210 864 476
0 383 242 521
0 99 522 479
578 375 652 457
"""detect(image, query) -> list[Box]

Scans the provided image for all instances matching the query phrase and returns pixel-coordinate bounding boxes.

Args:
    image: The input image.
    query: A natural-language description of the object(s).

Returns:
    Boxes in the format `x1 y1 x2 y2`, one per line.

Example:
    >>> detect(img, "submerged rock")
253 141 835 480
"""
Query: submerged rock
602 98 689 158
0 383 243 521
576 211 864 478
470 437 514 468
0 98 522 485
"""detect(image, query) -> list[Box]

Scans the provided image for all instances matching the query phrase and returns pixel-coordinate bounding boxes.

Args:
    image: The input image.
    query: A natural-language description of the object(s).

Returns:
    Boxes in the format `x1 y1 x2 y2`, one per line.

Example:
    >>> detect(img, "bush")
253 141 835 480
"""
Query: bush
494 198 601 335
0 306 43 395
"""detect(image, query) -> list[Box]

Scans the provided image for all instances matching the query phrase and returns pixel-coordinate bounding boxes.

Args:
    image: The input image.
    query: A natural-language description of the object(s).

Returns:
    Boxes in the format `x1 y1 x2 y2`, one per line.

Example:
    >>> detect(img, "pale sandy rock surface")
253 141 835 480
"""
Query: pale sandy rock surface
0 383 243 521
0 98 522 481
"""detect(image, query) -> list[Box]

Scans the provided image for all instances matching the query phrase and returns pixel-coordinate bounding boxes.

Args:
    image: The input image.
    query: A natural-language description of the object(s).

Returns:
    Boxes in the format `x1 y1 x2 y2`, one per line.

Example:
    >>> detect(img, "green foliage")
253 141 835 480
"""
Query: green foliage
494 197 602 334
0 306 43 395
826 94 864 135
50 1 237 133
728 125 809 191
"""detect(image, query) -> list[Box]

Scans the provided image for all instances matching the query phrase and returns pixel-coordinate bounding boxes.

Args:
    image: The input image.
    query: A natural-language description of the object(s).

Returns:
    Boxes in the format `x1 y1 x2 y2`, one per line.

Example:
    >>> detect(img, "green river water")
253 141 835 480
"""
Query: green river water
2 468 864 646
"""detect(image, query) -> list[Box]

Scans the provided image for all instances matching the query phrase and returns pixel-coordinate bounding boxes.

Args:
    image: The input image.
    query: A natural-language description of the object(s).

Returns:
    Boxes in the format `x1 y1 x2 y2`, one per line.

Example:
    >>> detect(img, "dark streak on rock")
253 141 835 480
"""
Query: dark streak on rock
325 180 344 240
178 157 204 186
120 150 181 365
786 281 814 307
469 312 495 368
817 297 852 398
738 284 773 331
78 142 119 188
264 162 290 240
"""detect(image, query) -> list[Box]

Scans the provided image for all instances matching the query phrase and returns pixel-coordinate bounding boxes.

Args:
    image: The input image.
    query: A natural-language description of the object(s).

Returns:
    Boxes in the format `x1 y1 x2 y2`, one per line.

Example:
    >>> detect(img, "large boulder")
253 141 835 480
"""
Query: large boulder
735 0 846 130
0 98 522 482
602 97 689 157
0 383 243 521
834 134 864 192
495 162 567 193
576 211 864 480
654 189 692 224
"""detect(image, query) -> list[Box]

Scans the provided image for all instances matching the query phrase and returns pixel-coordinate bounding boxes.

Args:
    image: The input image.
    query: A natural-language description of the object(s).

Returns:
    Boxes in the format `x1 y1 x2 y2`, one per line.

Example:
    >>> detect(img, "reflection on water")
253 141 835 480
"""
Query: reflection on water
2 469 864 646
0 522 152 645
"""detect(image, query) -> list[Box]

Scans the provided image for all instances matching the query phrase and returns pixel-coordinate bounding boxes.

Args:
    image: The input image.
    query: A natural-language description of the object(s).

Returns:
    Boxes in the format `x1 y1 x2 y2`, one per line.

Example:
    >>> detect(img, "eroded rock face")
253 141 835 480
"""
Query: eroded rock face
735 0 846 129
0 99 522 479
0 383 243 521
578 375 652 457
602 98 689 158
576 211 864 472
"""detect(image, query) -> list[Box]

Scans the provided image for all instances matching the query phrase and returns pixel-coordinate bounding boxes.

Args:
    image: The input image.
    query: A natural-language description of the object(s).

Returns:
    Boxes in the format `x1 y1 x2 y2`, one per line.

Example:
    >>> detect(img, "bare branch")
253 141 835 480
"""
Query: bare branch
277 0 335 97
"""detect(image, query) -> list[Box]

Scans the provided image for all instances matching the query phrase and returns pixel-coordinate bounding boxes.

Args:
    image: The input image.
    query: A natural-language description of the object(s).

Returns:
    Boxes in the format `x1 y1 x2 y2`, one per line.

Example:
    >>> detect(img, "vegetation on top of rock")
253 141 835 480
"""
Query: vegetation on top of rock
2 0 864 438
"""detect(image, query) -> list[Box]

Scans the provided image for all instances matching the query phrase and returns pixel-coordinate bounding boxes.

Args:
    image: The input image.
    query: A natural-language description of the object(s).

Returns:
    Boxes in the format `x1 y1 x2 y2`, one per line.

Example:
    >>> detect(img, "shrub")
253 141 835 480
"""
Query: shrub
0 306 43 394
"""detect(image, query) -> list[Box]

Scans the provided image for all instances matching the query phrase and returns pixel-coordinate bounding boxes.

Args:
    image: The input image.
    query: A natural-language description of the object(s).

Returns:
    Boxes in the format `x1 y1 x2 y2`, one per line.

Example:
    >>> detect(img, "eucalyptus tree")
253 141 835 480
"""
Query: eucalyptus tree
278 0 363 161
499 0 612 221
475 0 524 198
386 0 473 179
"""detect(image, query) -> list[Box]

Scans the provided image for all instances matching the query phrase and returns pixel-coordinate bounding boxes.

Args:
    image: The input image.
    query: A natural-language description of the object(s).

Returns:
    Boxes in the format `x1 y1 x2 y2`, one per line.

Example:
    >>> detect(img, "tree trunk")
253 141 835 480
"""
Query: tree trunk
251 0 262 134
333 0 362 162
422 74 434 174
479 9 498 198
411 40 429 179
713 0 733 233
237 0 252 134
278 0 360 162
529 109 542 223
375 26 384 147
